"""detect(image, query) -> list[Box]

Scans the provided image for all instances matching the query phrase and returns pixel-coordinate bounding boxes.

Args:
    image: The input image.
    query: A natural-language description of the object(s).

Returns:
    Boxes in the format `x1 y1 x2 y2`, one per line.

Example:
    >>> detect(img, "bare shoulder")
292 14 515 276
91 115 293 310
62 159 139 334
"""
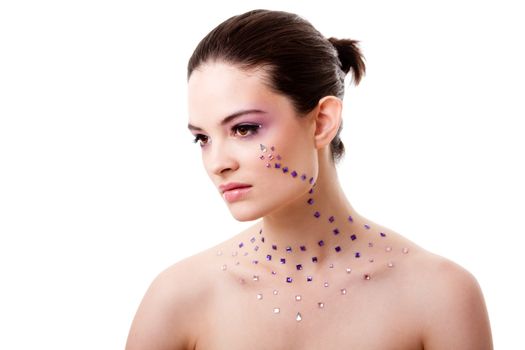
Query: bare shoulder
400 246 493 349
125 248 220 350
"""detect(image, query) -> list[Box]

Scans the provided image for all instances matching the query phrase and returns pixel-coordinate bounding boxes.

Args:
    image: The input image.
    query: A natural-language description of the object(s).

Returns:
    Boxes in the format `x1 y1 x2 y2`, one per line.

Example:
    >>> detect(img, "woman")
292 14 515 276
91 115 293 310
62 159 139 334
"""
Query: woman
126 9 493 349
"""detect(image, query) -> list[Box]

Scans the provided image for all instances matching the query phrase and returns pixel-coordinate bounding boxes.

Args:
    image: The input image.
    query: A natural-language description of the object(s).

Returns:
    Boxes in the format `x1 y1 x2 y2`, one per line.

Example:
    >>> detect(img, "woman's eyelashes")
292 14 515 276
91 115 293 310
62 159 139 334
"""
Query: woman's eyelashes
192 123 262 147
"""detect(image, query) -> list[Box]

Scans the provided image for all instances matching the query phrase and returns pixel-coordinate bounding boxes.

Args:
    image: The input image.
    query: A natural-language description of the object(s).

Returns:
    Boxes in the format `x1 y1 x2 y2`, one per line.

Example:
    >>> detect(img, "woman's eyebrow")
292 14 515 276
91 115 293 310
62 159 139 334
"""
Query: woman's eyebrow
188 109 266 131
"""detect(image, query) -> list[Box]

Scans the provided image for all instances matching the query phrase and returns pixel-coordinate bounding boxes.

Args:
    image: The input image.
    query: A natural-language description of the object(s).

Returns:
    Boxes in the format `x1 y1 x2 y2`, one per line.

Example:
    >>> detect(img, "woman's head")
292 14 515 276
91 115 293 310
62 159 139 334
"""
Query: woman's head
187 9 366 163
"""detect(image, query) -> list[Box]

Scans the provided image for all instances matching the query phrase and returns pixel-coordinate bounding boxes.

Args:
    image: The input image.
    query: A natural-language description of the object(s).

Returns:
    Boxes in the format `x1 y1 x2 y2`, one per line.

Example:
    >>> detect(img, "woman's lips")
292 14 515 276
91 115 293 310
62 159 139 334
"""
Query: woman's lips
222 186 252 203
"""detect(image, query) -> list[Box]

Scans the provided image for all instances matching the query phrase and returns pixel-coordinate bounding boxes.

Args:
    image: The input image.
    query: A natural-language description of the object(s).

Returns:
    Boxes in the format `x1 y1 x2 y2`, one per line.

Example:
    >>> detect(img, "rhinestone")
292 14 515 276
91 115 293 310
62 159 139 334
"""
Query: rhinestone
301 174 307 181
296 264 303 270
335 246 341 252
268 155 274 160
291 170 298 178
364 224 371 229
266 254 272 261
282 167 289 173
261 237 265 242
333 228 339 235
300 245 306 251
275 163 281 169
329 263 334 268
276 155 281 160
369 258 374 263
355 252 361 258
252 260 258 264
380 232 387 237
307 276 313 282
273 308 280 314
350 234 357 241
295 295 302 301
273 289 279 295
266 163 271 168
328 216 335 223
308 188 313 194
314 211 321 218
341 288 347 295
368 242 374 247
388 262 394 268
271 270 277 275
348 215 354 222
309 177 314 184
272 244 277 250
286 246 292 252
312 257 318 263
324 282 329 287
254 246 259 251
385 246 392 252
364 274 371 280
346 268 352 274
221 264 227 271
259 155 265 160
271 146 275 151
260 144 267 152
256 293 263 300
259 229 263 234
318 302 325 308
239 242 244 248
280 258 286 264
318 240 324 246
403 247 409 254
216 250 223 256
307 198 314 205
296 312 302 322
253 275 259 281
286 277 293 283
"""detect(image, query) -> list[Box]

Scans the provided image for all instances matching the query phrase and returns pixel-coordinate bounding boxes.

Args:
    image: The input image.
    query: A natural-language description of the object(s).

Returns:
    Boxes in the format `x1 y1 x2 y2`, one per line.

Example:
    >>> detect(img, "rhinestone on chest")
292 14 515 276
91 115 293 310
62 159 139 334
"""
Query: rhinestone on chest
217 144 410 322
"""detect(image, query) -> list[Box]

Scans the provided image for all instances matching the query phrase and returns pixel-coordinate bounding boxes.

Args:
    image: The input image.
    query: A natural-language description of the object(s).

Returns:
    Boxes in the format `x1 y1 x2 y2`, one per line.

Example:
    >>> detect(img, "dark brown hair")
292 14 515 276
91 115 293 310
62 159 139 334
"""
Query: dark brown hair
187 9 366 163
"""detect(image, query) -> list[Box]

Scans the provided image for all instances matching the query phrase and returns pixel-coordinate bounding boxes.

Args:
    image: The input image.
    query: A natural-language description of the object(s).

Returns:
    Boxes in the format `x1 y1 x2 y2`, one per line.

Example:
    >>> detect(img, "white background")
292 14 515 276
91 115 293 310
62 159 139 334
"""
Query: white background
1 0 523 348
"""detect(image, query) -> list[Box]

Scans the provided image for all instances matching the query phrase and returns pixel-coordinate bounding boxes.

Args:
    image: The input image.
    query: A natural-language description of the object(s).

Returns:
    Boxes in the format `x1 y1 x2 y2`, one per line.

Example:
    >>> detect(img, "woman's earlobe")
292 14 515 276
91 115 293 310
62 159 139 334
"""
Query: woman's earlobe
313 96 342 149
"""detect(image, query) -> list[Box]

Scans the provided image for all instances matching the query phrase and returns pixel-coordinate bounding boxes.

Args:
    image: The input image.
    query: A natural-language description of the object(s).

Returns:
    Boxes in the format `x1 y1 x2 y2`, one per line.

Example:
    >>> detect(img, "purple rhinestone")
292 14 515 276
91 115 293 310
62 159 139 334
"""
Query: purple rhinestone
276 155 281 160
348 215 354 222
364 224 371 229
312 257 318 263
239 242 244 248
280 258 286 264
291 170 298 178
380 232 386 237
350 234 357 241
307 276 313 282
329 216 335 223
261 237 265 243
259 155 265 160
309 188 313 194
286 246 292 252
271 271 277 275
272 244 277 250
254 246 259 251
282 167 289 173
355 252 361 258
296 264 303 270
318 240 324 246
307 198 314 205
335 246 342 252
309 177 314 184
275 163 281 169
314 211 321 218
252 260 258 264
286 277 293 283
300 245 306 251
301 174 307 181
250 237 256 243
333 228 339 235
266 254 272 261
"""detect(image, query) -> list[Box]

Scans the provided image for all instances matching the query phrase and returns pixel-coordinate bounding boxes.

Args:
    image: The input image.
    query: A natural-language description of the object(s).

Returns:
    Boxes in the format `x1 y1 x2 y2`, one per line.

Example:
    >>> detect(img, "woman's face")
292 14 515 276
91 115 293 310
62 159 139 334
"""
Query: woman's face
187 62 319 221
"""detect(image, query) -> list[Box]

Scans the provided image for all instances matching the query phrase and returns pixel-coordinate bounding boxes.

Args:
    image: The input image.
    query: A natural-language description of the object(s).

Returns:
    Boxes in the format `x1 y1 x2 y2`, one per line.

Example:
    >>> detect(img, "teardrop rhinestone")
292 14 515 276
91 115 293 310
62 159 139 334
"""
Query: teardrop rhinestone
318 302 325 308
296 312 302 322
341 288 347 295
260 144 267 152
256 293 263 300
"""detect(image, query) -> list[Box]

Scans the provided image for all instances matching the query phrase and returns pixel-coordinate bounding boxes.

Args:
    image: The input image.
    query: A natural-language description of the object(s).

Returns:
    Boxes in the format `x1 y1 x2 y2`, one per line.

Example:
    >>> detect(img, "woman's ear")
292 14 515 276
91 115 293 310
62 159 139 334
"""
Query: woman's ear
313 96 342 149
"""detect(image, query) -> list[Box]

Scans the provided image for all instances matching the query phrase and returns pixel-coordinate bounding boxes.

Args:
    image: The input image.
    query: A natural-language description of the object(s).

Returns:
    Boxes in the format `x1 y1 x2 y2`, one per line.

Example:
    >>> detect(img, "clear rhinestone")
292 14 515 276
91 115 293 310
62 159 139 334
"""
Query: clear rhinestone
273 289 279 295
341 288 347 295
260 144 267 152
221 264 227 271
295 295 302 301
346 268 352 274
364 274 371 280
273 308 280 314
266 163 271 168
324 282 329 287
387 262 394 268
256 293 263 300
403 247 409 254
385 246 392 252
253 275 259 281
318 302 325 308
296 312 302 322
329 263 334 268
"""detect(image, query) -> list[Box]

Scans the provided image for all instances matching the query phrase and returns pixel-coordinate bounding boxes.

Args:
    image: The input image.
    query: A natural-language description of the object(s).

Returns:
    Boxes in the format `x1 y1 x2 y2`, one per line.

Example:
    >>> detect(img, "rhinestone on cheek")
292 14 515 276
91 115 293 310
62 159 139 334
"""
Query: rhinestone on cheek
335 246 341 252
329 263 334 268
324 282 329 287
295 295 302 301
346 268 352 274
266 254 272 261
364 274 371 280
256 293 263 300
388 262 395 268
385 246 392 252
341 288 347 295
273 289 279 295
355 252 361 258
296 264 303 270
286 246 292 253
350 234 357 241
280 258 286 264
253 275 259 281
314 211 321 218
318 302 325 308
403 247 409 254
364 224 371 229
221 264 227 271
291 170 298 178
312 257 318 263
260 144 267 152
300 245 306 251
380 232 387 237
318 240 325 246
286 277 293 283
369 258 375 263
273 308 280 314
296 312 302 322
329 216 335 223
307 276 313 282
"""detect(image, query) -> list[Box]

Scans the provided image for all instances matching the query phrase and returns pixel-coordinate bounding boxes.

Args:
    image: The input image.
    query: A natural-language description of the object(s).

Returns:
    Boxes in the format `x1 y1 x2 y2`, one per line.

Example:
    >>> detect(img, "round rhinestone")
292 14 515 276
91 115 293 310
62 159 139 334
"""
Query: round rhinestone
295 295 302 301
318 302 325 308
221 264 227 271
273 308 280 314
403 247 409 254
364 274 371 280
346 268 352 274
324 282 329 287
388 262 395 268
273 289 279 295
256 293 263 300
369 257 375 263
341 288 347 295
385 246 392 252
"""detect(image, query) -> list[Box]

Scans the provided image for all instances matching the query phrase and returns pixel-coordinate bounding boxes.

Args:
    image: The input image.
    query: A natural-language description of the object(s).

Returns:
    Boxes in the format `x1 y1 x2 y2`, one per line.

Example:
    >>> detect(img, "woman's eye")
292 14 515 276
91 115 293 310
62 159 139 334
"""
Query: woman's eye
193 134 209 147
232 124 261 137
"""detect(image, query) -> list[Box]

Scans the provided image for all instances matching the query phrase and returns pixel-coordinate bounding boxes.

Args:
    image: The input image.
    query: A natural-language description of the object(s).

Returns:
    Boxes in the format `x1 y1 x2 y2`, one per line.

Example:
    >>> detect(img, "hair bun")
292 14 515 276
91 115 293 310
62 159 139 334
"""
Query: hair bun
328 37 366 85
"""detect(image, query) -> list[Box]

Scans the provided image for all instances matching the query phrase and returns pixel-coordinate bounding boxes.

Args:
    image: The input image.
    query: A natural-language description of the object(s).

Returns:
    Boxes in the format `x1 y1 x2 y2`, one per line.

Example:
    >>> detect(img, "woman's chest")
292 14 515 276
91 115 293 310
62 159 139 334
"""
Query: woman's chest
195 278 423 350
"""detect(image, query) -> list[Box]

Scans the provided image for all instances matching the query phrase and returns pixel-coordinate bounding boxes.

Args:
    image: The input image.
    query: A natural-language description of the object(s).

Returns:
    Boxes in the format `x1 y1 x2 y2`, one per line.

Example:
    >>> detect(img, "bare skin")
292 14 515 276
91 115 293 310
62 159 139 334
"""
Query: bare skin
126 62 493 349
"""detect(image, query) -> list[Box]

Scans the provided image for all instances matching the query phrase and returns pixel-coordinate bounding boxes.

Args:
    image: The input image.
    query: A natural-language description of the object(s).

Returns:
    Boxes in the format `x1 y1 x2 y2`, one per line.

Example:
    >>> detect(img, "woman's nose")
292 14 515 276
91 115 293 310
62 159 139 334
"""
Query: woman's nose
208 144 239 176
